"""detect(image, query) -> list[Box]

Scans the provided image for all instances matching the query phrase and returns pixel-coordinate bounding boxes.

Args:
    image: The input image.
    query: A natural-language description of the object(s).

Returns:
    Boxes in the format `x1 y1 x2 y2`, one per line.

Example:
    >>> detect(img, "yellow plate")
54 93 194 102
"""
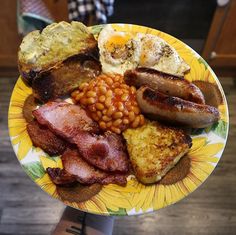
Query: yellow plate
8 24 229 216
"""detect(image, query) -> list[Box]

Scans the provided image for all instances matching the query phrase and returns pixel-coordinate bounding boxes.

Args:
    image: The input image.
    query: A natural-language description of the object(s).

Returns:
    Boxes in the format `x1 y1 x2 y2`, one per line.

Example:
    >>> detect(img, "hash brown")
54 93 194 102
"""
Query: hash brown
123 121 192 184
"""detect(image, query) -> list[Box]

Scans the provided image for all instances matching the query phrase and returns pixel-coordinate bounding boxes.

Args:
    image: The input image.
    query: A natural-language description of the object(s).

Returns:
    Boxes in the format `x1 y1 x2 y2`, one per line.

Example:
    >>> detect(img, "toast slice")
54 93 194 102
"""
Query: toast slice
123 121 192 184
30 54 101 102
18 21 101 102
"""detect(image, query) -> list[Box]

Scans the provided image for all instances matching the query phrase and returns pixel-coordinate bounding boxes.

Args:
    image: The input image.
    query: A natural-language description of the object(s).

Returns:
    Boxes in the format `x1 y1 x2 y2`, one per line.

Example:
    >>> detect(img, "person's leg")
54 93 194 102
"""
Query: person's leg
52 207 114 235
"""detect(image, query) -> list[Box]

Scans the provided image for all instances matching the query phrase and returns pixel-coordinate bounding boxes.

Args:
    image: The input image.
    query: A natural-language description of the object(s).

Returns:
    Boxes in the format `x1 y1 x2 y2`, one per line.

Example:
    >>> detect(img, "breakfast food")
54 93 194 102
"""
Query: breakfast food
27 120 67 155
31 55 101 102
19 22 222 191
47 168 77 186
124 67 205 104
33 101 129 172
71 73 145 134
74 131 129 172
18 21 101 102
98 25 140 74
98 25 190 76
61 148 127 186
123 121 192 184
137 86 220 128
33 101 99 140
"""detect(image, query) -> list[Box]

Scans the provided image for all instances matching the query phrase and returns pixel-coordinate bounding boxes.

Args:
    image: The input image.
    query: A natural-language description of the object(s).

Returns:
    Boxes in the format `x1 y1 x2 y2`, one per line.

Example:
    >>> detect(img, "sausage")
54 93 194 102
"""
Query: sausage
124 67 205 104
136 86 220 128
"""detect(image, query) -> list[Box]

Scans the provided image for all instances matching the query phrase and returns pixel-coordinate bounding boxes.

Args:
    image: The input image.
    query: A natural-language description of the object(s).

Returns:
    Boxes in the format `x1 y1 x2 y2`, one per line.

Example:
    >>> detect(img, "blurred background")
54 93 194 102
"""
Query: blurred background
0 0 235 234
1 0 236 76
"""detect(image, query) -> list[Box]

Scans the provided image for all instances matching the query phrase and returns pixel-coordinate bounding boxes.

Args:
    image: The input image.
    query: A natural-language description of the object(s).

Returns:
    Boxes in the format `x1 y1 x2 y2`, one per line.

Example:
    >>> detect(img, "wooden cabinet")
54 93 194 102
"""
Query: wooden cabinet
42 0 68 22
202 0 236 76
0 0 68 77
0 0 21 75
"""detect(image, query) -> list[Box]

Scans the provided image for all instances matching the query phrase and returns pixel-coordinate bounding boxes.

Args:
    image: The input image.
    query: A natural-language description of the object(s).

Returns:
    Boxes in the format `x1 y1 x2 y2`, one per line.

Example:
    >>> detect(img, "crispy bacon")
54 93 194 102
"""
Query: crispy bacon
33 101 99 142
46 167 77 185
33 101 129 172
27 120 67 155
62 148 127 186
73 131 129 172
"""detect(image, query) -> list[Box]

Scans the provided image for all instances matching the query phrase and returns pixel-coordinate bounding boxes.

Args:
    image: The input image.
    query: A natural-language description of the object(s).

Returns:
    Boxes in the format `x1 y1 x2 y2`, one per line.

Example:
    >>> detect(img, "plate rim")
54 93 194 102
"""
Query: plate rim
8 23 229 216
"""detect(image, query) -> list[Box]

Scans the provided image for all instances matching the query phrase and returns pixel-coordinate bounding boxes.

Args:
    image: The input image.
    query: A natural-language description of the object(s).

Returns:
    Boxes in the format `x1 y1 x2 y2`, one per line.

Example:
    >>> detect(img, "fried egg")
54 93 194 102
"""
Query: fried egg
135 33 190 77
98 25 140 74
98 25 190 77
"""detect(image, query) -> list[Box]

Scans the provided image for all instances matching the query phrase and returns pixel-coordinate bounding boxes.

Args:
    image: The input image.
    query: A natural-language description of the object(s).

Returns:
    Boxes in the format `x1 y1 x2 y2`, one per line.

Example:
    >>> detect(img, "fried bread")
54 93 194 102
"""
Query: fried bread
18 21 101 102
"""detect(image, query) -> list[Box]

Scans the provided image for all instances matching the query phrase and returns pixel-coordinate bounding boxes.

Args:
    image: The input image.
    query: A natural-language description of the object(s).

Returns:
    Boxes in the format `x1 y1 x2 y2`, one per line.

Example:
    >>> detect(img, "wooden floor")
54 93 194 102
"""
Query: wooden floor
0 76 236 235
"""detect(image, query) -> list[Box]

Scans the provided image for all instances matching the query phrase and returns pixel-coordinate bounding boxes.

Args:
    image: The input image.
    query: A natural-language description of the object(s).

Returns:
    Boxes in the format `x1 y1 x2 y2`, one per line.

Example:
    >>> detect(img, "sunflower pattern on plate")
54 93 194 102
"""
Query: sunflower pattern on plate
117 136 224 214
8 78 33 160
185 57 216 84
8 24 229 216
37 155 137 214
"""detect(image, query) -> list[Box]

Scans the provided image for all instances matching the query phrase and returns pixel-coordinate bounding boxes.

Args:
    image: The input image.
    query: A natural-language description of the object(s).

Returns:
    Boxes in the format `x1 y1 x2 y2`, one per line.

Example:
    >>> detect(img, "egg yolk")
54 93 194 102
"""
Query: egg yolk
140 39 154 65
139 38 162 66
105 34 131 53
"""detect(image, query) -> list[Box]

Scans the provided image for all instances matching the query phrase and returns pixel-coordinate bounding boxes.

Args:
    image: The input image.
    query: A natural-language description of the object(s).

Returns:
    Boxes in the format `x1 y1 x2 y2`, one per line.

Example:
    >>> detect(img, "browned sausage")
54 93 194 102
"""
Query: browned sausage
137 86 220 128
124 67 205 104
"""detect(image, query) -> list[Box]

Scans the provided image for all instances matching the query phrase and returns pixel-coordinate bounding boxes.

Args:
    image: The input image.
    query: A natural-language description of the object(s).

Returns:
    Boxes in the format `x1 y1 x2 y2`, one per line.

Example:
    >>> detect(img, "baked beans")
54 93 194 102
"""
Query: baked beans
71 74 145 134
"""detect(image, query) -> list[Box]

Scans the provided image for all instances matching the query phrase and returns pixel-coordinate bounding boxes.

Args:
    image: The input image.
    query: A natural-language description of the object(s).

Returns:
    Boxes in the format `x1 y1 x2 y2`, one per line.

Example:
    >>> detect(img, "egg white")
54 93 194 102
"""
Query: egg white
98 26 190 77
98 25 140 74
135 33 190 77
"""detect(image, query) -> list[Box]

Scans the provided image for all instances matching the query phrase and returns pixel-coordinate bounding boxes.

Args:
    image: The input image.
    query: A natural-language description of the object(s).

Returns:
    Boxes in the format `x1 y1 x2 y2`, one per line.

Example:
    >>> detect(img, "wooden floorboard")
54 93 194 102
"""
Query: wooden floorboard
0 224 55 235
1 208 64 225
0 76 235 235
